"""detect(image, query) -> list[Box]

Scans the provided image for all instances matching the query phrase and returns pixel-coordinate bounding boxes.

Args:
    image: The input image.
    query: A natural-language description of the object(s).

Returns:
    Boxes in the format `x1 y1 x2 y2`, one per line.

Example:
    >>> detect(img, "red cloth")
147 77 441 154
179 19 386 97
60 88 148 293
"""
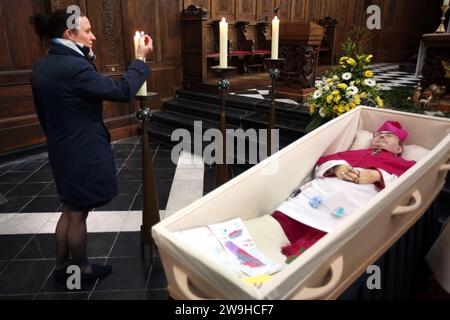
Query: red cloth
272 211 327 258
317 149 416 177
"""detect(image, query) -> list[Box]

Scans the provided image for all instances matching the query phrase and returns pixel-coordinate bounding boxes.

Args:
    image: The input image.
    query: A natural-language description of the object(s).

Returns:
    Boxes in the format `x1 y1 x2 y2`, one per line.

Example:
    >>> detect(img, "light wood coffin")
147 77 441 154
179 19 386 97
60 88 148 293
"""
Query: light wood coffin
152 107 450 300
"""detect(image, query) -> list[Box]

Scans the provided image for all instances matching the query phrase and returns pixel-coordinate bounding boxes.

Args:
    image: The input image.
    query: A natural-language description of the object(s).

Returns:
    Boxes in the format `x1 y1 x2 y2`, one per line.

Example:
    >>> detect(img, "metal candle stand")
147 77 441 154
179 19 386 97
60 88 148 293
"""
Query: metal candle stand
264 58 285 156
211 66 236 187
135 92 160 262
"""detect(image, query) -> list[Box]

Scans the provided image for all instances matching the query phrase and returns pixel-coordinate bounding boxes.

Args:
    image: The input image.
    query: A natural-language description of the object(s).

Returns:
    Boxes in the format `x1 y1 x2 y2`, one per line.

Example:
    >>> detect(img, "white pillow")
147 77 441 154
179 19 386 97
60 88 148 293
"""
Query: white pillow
350 130 430 162
350 130 373 150
402 145 430 161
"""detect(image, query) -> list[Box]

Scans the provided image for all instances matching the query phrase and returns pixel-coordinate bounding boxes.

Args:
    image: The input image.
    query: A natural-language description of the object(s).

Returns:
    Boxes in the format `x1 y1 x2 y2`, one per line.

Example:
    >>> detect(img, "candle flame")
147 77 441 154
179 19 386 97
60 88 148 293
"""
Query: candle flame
221 17 226 23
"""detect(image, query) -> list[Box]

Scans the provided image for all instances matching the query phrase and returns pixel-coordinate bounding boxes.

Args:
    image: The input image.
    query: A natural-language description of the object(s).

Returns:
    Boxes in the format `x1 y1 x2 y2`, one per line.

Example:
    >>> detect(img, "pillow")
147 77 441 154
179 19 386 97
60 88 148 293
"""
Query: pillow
402 145 430 162
350 130 373 150
350 130 430 162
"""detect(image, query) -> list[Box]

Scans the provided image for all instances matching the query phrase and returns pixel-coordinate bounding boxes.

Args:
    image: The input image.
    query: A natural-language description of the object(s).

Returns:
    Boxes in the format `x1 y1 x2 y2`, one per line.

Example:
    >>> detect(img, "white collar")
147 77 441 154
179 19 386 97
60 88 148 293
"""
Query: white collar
53 38 94 59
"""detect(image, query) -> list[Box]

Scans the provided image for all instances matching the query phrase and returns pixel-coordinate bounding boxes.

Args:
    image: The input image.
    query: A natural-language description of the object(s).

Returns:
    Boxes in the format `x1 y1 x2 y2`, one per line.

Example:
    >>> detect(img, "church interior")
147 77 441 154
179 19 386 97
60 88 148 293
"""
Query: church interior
0 0 449 303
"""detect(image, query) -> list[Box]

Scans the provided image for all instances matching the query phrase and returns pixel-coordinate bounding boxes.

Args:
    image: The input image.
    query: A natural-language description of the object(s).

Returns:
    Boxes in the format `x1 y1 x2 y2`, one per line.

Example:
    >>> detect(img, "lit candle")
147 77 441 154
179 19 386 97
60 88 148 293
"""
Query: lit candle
219 18 228 68
271 16 280 59
134 31 147 96
134 31 140 60
444 0 449 6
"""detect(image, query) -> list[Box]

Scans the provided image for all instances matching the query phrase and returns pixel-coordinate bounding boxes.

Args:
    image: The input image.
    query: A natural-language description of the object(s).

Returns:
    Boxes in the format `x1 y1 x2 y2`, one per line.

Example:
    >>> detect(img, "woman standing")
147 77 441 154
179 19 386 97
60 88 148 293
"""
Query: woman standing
31 9 153 282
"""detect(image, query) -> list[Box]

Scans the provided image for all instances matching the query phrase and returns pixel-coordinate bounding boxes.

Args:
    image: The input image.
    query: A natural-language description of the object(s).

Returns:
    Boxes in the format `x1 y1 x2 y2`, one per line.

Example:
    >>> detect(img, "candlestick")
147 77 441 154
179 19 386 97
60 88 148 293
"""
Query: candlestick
135 92 159 261
435 5 449 33
211 66 236 187
271 16 280 60
219 18 228 68
264 58 285 156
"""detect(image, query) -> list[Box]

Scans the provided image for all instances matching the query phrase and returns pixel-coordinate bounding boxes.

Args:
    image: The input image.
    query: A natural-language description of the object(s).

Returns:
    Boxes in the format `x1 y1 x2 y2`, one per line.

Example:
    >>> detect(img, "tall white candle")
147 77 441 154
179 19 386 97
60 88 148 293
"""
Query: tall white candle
134 31 140 60
271 16 280 59
219 18 228 68
135 31 147 96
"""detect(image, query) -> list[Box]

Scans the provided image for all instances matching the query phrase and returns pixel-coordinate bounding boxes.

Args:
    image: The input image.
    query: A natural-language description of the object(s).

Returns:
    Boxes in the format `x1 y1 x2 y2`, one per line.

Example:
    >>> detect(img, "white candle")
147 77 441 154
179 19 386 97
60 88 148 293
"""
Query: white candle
444 0 449 6
219 18 228 68
271 16 280 59
135 31 147 96
134 31 140 60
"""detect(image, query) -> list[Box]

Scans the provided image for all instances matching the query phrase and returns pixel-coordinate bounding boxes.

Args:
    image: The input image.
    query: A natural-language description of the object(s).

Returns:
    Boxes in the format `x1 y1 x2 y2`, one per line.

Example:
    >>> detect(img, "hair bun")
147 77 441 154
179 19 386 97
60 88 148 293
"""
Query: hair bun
32 14 51 37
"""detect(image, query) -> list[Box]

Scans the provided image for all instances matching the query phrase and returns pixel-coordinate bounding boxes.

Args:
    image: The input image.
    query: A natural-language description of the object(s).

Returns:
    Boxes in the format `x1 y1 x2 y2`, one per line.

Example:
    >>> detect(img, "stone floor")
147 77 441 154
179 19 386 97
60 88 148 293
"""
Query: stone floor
0 137 251 300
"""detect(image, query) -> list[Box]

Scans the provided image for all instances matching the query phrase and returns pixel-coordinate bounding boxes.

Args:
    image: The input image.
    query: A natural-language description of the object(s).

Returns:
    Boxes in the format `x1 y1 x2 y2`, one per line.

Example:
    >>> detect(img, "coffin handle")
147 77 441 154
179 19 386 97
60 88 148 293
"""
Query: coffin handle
292 255 344 300
392 190 422 217
172 264 208 300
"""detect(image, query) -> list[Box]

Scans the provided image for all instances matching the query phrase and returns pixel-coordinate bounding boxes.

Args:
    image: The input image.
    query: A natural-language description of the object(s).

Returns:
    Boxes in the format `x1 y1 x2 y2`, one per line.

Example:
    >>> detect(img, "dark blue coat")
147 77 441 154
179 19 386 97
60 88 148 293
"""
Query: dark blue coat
31 44 150 208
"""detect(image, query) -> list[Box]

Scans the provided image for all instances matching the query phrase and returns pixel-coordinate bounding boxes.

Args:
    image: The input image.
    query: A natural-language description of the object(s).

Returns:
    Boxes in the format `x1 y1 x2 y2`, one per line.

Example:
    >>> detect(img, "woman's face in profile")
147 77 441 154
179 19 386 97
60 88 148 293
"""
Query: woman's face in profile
66 17 96 48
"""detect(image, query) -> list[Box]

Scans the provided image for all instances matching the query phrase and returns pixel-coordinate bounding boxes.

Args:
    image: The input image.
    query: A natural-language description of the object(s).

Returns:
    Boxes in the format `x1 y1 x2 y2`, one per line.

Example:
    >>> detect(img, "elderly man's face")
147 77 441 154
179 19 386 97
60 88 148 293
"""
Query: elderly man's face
371 131 403 154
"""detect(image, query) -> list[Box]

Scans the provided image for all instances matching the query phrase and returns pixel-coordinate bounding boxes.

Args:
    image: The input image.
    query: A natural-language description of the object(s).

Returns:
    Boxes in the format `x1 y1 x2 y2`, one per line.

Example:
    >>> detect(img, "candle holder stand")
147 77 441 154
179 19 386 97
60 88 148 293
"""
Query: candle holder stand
264 58 285 156
211 66 236 187
135 92 160 263
435 5 449 33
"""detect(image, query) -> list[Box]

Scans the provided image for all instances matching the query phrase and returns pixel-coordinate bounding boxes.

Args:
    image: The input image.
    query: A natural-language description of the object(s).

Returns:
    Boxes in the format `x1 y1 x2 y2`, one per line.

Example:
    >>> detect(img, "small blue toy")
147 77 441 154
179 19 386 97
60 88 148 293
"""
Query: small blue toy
309 196 322 209
335 207 345 218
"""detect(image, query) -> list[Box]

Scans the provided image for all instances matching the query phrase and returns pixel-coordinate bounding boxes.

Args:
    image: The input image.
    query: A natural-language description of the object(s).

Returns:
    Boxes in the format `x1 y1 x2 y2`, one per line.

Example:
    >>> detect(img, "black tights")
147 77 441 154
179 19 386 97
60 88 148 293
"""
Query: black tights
55 207 91 272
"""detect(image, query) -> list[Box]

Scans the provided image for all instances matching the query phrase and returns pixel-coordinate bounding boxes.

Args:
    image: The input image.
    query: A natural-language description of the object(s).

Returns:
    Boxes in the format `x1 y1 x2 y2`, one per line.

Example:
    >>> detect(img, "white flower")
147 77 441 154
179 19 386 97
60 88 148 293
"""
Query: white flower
364 79 377 87
319 108 327 118
315 80 325 88
313 90 323 99
332 75 339 81
342 72 352 81
347 86 359 96
323 85 330 92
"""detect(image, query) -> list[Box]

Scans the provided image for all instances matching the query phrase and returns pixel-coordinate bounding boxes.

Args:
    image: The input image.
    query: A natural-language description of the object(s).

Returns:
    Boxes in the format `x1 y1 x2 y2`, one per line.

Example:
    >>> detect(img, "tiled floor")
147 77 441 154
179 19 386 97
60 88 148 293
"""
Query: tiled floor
0 137 176 215
0 232 168 300
0 137 252 300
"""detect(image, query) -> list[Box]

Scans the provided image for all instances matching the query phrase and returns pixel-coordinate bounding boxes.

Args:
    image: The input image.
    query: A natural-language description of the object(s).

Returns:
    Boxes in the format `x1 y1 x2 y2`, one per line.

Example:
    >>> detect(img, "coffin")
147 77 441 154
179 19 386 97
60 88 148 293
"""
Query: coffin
152 107 450 300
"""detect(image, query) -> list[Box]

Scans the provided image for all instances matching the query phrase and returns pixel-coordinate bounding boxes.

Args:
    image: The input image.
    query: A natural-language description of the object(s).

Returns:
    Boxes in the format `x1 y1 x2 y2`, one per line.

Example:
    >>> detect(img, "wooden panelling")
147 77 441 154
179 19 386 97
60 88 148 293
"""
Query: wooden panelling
256 0 275 22
236 0 256 21
211 0 235 21
0 0 183 153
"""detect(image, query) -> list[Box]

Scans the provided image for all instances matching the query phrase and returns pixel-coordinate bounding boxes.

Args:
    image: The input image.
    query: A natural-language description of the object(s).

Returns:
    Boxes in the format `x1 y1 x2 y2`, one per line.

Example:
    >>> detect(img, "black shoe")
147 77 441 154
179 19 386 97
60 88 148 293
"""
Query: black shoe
81 264 112 281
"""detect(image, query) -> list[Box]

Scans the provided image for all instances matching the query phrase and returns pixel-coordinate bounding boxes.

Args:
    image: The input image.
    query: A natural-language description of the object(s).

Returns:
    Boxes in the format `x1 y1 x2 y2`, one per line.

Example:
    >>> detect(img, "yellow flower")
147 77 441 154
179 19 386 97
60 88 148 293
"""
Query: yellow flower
310 105 316 115
364 71 374 78
360 92 368 98
326 95 334 104
347 58 356 66
365 55 373 63
340 56 349 62
334 95 342 103
332 90 340 96
338 104 346 113
337 83 348 90
376 96 384 107
350 103 357 109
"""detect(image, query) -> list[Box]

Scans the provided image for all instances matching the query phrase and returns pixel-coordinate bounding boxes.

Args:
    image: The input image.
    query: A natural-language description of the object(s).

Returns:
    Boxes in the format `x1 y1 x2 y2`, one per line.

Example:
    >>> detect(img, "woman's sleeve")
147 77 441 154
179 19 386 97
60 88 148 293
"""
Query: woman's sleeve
68 60 150 102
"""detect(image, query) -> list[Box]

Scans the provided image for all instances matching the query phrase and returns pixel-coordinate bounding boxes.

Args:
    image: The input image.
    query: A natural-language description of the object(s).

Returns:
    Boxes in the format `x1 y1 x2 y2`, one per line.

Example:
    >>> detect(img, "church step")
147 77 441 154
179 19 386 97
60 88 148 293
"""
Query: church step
152 110 241 133
164 98 251 126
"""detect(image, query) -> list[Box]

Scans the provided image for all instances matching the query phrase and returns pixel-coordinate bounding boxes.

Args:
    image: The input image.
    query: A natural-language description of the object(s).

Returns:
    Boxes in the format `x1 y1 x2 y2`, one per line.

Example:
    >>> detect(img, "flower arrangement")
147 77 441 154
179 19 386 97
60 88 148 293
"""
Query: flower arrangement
306 40 384 132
